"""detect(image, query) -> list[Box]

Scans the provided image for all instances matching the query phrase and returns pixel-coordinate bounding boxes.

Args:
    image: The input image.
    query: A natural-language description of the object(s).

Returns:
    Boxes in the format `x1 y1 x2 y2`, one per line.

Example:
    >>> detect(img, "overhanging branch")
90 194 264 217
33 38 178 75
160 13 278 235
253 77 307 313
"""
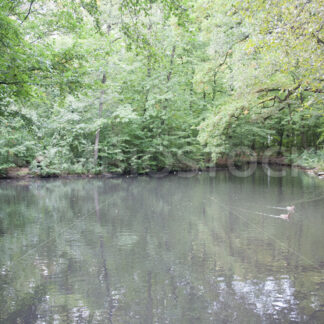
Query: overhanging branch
21 0 35 24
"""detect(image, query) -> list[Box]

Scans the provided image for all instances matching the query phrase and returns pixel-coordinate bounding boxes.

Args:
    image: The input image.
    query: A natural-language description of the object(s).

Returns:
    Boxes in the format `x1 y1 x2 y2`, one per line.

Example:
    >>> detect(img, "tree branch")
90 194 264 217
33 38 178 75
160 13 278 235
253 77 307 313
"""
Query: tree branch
255 87 281 93
314 33 324 45
21 0 35 24
257 84 302 107
304 87 323 93
213 34 249 81
0 81 23 85
218 34 249 68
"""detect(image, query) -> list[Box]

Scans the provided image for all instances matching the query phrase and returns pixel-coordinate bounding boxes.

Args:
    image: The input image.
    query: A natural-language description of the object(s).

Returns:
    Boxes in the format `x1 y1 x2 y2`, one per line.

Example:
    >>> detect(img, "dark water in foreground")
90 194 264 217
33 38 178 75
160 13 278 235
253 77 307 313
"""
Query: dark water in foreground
0 168 324 323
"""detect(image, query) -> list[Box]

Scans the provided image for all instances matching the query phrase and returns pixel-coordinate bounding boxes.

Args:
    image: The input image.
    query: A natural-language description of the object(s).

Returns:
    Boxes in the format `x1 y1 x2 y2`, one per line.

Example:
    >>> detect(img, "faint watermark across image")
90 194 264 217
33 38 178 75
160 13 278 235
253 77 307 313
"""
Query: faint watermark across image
138 146 302 179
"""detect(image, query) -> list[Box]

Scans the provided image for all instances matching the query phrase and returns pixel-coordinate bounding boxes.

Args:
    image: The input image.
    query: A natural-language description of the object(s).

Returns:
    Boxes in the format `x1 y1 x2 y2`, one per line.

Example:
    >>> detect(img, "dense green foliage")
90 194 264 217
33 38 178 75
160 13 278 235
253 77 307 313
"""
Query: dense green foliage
0 0 323 176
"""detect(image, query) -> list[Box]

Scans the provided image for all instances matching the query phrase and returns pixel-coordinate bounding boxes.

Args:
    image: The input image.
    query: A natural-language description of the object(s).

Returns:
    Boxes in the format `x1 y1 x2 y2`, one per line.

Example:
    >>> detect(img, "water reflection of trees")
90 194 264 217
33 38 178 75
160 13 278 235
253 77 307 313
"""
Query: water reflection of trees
0 173 323 323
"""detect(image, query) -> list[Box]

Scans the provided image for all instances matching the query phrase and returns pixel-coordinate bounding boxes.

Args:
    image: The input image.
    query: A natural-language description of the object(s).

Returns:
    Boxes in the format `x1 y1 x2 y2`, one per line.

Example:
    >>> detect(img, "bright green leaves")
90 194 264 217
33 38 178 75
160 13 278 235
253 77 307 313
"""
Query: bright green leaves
236 0 324 91
0 11 30 100
0 0 323 175
194 0 323 162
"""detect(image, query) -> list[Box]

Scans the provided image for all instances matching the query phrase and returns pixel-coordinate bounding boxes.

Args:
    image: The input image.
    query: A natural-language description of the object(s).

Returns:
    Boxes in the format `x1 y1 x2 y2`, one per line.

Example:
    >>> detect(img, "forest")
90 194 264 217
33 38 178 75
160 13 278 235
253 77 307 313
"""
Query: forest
0 0 323 177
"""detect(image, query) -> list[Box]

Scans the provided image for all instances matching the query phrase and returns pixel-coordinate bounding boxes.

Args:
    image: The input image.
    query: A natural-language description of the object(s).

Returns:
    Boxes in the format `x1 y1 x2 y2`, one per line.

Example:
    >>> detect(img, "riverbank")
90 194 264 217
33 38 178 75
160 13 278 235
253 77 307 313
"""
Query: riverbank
1 157 323 180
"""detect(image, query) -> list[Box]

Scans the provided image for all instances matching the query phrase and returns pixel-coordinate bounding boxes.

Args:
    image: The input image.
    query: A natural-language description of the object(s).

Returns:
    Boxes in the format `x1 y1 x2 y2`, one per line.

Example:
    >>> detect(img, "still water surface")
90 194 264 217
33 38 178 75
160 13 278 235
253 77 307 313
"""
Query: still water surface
0 168 324 323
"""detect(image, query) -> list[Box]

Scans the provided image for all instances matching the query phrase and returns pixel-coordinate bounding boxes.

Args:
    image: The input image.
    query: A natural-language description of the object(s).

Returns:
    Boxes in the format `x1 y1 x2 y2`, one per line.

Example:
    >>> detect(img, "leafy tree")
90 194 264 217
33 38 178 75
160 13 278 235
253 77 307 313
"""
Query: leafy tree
0 0 323 176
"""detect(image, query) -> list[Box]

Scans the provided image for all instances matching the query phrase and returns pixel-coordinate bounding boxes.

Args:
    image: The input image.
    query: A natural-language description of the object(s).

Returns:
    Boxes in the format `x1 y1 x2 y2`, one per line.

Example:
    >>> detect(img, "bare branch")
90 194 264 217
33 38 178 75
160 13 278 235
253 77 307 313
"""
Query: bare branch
255 88 281 93
314 33 324 45
21 0 35 24
213 34 249 77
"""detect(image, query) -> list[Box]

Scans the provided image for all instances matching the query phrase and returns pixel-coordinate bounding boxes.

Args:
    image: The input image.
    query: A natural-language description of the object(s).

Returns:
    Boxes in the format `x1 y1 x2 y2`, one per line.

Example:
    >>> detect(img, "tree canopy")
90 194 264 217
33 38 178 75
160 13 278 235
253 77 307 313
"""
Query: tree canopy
0 0 323 176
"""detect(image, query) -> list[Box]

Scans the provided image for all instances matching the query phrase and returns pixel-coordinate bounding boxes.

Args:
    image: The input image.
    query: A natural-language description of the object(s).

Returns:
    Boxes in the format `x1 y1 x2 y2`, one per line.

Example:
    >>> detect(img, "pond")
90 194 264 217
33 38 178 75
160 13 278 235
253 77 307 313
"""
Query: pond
0 167 324 323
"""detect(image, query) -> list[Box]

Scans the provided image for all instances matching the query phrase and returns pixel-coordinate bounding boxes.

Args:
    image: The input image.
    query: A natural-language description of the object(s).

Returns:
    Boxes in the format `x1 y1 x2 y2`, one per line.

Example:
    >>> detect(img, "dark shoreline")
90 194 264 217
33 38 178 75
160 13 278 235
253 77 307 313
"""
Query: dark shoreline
1 160 323 181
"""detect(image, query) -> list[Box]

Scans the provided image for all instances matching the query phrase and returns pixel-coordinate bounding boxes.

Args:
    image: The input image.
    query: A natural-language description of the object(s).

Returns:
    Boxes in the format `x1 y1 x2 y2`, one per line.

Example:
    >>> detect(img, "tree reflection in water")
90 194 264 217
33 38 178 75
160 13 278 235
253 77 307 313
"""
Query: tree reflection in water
0 168 323 323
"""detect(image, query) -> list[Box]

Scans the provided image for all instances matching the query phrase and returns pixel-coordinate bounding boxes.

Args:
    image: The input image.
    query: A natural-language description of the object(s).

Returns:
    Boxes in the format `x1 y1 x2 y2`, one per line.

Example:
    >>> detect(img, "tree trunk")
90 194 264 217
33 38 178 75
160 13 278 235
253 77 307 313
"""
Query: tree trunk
212 71 217 101
278 129 284 155
143 23 153 115
143 53 152 115
161 44 177 122
189 67 195 111
167 45 176 82
94 73 107 165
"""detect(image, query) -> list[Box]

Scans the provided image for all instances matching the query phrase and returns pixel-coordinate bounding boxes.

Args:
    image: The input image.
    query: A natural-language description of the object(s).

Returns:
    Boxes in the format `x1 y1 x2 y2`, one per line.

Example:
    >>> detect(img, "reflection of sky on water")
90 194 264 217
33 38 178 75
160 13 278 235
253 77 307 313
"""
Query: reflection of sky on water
231 276 300 321
33 276 308 323
1 169 324 323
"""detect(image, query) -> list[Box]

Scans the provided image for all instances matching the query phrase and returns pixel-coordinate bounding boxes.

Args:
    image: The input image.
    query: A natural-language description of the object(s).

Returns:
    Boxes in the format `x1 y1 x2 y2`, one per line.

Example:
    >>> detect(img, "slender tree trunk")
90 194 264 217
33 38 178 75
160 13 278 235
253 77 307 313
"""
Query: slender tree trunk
167 45 176 82
143 23 153 115
94 73 107 165
288 104 294 156
189 67 195 111
251 140 255 151
301 127 307 149
278 129 284 155
212 71 217 101
143 53 152 115
161 45 177 126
